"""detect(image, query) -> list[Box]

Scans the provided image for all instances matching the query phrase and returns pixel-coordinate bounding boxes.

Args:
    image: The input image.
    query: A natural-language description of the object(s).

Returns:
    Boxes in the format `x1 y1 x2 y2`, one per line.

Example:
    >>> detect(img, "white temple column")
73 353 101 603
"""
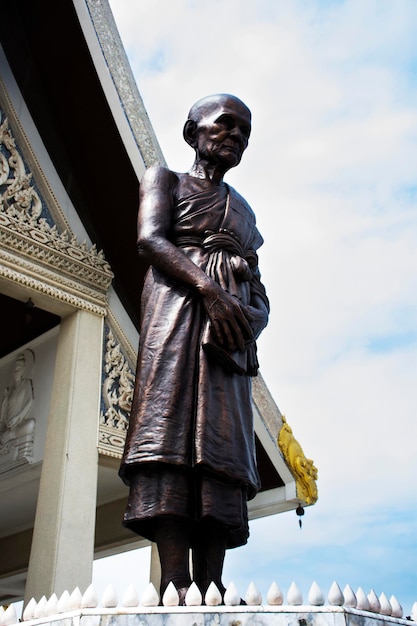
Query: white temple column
149 543 161 591
24 309 103 604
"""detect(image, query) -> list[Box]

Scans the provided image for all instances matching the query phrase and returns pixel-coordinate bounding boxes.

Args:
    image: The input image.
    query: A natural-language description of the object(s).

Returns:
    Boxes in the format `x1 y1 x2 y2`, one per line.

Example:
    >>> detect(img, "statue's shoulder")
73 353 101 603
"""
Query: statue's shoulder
227 184 256 220
171 171 203 199
141 165 179 189
227 184 264 249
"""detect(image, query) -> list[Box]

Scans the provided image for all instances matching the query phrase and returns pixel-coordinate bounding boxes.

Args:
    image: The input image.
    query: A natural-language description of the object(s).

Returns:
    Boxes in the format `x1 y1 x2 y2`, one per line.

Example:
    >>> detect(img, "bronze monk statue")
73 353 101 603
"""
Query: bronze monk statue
119 94 269 603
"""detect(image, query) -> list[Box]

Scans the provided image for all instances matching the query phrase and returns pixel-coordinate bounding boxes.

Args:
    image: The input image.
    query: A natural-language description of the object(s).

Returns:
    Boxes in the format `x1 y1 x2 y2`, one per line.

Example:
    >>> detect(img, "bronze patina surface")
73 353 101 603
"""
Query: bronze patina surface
119 95 269 603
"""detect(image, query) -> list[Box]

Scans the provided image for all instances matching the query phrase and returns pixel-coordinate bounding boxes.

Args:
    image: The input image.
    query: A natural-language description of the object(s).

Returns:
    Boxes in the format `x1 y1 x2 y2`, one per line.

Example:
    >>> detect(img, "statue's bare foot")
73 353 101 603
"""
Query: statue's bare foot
177 586 189 606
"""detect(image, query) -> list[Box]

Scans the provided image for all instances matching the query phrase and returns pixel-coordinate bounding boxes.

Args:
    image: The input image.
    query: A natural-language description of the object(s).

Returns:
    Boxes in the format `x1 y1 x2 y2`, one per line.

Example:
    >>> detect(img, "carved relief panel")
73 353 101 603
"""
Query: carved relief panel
0 349 35 466
0 100 114 317
99 321 135 459
0 329 59 475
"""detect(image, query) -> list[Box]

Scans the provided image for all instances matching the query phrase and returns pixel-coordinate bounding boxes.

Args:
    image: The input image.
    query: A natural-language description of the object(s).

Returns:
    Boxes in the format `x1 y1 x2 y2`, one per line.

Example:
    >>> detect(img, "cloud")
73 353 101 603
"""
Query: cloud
93 547 152 599
222 504 417 611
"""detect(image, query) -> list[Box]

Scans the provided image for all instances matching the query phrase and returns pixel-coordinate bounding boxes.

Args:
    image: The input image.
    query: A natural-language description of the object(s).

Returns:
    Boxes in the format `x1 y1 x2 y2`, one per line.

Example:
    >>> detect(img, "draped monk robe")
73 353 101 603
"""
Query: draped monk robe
119 175 269 547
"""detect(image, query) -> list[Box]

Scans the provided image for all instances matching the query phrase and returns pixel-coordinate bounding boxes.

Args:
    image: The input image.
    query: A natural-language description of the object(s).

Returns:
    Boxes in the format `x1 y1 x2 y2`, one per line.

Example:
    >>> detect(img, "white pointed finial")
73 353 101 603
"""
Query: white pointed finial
22 598 36 621
57 590 71 613
287 582 303 605
343 584 357 608
185 582 202 606
69 587 82 610
267 582 283 606
328 581 344 606
356 587 370 611
102 584 118 608
379 592 392 615
308 581 324 606
34 596 47 619
245 582 262 606
57 589 71 613
389 595 403 618
411 601 417 622
367 589 381 613
162 582 179 607
2 604 18 626
45 593 58 616
140 583 159 607
224 582 241 606
122 584 139 607
81 584 99 609
205 582 222 606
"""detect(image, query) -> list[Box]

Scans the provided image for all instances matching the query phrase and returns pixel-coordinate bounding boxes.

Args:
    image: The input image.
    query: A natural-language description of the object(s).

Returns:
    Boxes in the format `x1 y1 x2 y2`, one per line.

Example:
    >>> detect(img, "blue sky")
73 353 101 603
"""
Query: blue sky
93 0 417 615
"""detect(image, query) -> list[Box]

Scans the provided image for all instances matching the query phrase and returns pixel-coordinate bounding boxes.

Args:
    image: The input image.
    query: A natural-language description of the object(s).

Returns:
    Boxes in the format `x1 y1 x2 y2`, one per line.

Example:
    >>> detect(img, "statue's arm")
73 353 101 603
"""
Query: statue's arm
245 296 269 340
137 166 213 298
137 166 254 351
247 261 269 339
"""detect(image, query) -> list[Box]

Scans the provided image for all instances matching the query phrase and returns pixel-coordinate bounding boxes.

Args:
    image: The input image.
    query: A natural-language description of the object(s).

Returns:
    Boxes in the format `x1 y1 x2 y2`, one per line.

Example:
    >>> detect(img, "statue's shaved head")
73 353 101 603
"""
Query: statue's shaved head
187 94 251 125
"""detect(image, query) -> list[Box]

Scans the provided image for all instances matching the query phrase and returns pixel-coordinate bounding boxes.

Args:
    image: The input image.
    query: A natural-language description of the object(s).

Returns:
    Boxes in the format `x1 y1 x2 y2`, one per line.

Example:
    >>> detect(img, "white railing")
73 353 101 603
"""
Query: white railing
1 580 416 625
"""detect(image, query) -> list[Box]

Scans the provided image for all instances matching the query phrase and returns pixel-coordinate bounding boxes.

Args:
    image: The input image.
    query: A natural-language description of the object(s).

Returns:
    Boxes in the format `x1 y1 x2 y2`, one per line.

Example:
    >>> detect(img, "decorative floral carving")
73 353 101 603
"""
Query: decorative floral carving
0 106 113 312
100 326 134 456
0 209 113 288
278 415 318 506
0 113 43 220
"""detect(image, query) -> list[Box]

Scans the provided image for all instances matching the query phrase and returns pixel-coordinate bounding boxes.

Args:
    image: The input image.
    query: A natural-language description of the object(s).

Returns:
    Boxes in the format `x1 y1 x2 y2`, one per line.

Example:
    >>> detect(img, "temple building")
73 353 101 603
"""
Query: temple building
0 0 317 607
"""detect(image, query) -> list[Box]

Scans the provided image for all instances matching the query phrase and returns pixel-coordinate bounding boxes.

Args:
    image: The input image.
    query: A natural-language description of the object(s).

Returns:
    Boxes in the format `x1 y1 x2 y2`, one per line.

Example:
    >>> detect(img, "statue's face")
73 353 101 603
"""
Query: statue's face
13 356 25 380
193 97 251 170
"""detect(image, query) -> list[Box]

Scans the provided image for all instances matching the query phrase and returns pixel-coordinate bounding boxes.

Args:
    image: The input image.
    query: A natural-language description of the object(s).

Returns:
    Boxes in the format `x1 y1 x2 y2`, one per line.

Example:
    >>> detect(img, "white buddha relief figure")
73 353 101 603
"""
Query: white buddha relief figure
0 349 35 463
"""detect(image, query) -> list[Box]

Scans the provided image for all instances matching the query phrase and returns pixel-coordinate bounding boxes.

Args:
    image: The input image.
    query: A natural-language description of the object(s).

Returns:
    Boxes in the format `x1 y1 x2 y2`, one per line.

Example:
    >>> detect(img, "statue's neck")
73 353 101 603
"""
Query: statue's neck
188 160 226 186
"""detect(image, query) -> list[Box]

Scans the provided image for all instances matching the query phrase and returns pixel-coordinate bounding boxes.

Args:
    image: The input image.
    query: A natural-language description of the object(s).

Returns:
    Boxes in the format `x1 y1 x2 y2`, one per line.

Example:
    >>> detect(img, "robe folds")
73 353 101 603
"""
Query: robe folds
119 177 269 544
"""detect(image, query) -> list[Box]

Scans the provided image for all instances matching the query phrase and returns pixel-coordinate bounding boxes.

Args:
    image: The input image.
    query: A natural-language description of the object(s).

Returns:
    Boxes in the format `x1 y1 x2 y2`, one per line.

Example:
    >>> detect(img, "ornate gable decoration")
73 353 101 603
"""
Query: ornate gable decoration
278 415 318 506
0 106 113 315
99 322 135 458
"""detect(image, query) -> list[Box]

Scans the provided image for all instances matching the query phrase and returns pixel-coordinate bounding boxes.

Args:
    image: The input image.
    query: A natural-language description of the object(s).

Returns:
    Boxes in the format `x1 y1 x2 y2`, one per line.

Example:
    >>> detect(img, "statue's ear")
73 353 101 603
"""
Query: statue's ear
183 119 198 148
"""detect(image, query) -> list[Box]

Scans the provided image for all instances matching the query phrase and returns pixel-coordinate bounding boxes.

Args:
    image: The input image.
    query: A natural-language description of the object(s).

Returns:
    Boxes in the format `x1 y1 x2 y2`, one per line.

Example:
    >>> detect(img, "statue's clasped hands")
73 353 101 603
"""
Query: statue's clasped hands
202 282 254 352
